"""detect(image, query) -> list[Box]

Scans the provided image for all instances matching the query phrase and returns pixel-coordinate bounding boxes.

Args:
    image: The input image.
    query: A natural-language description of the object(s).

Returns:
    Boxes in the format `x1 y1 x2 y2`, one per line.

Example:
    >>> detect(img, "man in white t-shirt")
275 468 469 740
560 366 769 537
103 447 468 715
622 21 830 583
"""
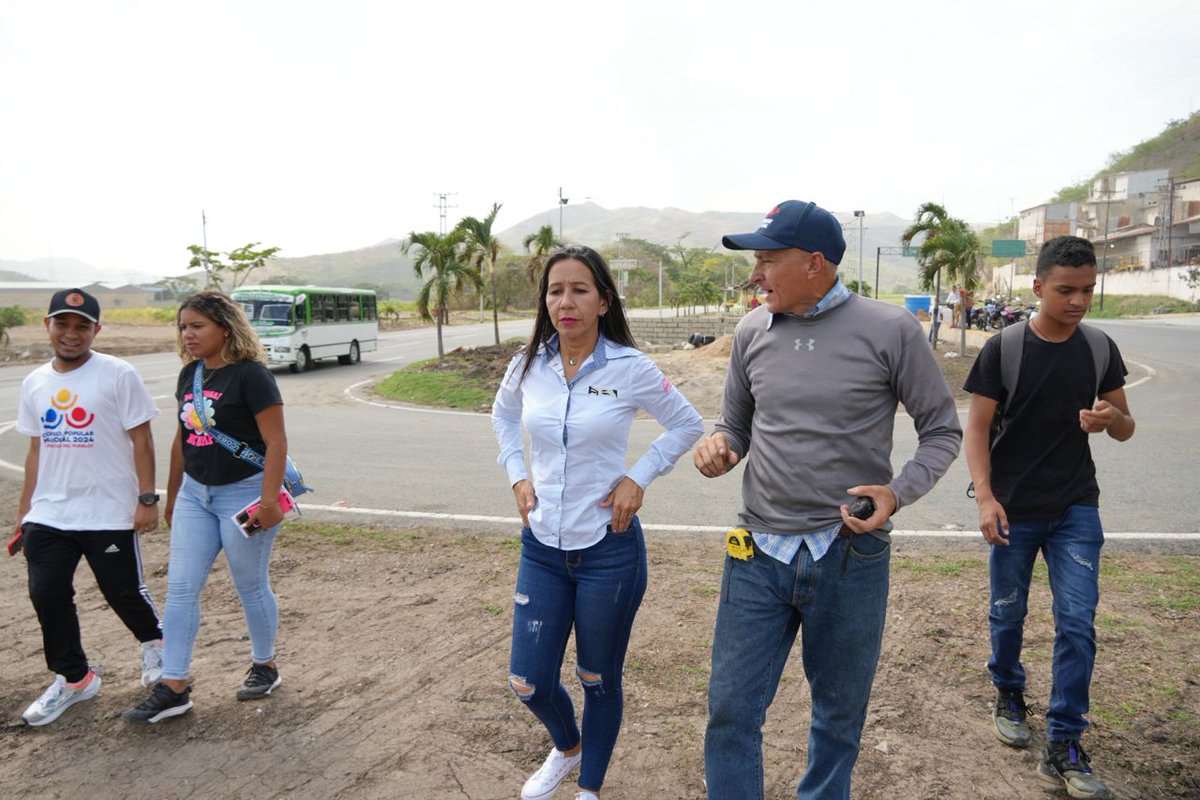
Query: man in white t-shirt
12 288 164 727
946 285 962 328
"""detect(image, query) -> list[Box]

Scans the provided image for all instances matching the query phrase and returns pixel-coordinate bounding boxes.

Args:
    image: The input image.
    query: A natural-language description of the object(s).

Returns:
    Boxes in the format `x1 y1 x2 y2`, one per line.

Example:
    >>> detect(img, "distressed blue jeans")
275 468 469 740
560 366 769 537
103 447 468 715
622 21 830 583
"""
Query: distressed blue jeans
705 533 891 800
989 503 1103 741
508 520 647 793
161 474 281 680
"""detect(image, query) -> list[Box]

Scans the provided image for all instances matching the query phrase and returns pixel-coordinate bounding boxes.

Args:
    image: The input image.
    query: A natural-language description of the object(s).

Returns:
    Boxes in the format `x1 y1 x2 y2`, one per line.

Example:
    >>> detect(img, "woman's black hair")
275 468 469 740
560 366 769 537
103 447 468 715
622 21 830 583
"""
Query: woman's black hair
515 245 636 384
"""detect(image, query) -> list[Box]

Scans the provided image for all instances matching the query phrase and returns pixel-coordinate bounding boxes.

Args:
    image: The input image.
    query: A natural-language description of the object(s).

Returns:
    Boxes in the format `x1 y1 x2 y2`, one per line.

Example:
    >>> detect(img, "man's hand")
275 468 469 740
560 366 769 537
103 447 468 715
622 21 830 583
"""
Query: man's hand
838 485 897 534
600 477 644 533
133 502 159 535
512 479 537 528
693 433 740 478
976 496 1010 545
1079 400 1121 434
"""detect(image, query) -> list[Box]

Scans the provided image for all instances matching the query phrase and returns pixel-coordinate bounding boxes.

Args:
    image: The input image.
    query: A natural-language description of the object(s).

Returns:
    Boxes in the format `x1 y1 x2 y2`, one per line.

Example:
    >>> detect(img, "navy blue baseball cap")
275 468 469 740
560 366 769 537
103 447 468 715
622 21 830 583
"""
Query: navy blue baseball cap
722 200 846 265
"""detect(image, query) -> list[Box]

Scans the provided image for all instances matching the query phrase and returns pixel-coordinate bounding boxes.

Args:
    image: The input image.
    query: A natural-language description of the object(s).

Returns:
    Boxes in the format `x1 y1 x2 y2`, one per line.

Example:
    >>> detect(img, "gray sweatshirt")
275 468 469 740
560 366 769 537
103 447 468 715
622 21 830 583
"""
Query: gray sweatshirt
715 296 962 535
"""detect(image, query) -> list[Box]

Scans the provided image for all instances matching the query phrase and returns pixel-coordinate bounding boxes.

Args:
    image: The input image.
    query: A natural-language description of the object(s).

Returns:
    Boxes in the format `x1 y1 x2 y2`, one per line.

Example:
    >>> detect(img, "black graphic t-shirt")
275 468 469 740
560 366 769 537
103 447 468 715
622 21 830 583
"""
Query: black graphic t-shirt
963 325 1126 521
176 360 283 486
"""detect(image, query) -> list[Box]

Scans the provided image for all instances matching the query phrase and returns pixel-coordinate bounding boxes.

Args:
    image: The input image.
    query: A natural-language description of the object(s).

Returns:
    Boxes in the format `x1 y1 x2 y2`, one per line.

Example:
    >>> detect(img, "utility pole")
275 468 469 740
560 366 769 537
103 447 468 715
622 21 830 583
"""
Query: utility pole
433 192 457 235
558 187 569 239
1099 178 1112 311
853 210 865 294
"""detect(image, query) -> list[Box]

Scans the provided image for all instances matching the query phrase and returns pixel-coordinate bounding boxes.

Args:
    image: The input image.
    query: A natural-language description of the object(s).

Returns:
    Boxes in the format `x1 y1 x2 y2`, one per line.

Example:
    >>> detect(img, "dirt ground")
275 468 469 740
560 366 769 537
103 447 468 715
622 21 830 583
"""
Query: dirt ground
0 322 1196 799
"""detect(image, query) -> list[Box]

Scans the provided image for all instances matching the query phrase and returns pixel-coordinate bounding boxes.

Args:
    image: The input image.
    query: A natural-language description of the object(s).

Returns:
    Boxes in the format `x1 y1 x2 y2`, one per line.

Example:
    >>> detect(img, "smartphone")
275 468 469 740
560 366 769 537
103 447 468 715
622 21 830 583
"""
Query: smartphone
232 490 298 537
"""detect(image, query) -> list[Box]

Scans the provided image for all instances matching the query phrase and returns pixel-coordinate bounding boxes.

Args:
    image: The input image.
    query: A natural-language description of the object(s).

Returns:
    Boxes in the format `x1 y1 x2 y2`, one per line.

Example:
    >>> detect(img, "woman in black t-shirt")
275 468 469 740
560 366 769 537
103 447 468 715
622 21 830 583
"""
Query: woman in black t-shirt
123 291 290 724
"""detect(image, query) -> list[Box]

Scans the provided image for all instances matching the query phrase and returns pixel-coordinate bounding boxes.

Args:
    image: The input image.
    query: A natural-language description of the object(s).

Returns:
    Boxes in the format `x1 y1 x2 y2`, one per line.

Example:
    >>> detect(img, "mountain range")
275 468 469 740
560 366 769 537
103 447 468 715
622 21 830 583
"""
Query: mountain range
251 204 922 298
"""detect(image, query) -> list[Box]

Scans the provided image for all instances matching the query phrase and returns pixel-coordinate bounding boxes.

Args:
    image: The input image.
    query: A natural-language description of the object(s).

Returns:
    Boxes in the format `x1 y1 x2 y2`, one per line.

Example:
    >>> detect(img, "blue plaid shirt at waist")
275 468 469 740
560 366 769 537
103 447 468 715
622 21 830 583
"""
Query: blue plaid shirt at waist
753 524 842 564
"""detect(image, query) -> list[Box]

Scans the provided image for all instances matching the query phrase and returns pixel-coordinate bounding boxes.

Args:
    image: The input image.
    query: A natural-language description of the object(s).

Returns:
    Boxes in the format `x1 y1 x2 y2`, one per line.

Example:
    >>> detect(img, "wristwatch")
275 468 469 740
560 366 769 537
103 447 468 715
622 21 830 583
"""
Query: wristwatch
138 492 160 506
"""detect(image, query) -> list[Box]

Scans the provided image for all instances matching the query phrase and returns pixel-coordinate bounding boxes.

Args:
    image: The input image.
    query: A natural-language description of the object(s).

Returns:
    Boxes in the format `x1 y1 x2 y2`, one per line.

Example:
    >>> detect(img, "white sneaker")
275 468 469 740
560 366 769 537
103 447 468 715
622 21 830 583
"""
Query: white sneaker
22 672 102 727
141 640 164 687
574 793 599 800
521 747 582 800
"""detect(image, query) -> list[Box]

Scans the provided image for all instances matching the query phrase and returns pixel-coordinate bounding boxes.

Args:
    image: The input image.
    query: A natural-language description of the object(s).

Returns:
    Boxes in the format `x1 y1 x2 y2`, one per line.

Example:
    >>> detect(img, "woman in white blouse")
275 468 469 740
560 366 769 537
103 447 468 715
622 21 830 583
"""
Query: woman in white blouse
492 245 703 800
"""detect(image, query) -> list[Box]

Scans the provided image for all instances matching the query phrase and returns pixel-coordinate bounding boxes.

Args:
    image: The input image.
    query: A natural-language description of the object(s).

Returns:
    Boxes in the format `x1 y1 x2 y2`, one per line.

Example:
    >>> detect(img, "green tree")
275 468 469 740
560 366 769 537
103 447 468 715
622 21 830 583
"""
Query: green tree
186 243 280 289
522 225 562 283
186 245 225 289
225 243 282 288
457 202 504 345
401 229 479 358
845 279 873 296
153 275 200 302
901 202 983 350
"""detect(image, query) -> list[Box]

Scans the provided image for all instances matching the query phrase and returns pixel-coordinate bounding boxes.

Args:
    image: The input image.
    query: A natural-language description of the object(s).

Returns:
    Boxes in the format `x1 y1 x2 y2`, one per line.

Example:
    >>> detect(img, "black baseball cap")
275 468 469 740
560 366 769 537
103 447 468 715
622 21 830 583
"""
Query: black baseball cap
46 288 101 324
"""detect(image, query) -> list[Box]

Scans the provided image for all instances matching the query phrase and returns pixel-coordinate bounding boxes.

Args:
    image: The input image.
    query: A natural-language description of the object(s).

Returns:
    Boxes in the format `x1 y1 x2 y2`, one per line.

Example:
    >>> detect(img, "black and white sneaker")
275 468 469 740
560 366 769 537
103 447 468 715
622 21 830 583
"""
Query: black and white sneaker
122 682 193 724
236 663 281 701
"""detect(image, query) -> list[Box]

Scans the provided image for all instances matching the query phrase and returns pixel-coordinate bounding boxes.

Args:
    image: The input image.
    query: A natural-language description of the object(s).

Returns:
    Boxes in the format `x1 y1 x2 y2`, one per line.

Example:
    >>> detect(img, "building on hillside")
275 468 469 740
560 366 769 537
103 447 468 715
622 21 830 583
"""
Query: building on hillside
1157 176 1200 268
0 282 162 312
1017 201 1082 244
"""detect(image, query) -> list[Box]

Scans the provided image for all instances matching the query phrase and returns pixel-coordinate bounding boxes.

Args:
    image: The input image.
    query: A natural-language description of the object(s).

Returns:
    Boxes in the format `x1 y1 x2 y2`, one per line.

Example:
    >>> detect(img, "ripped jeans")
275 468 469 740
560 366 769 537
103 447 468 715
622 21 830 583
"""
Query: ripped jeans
508 521 647 793
988 503 1103 741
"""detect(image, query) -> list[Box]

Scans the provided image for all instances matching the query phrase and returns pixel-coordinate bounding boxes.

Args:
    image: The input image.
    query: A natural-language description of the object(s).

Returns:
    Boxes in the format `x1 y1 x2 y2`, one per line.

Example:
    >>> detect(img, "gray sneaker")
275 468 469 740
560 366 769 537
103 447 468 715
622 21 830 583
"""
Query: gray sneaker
1036 739 1113 799
993 688 1031 748
22 672 101 727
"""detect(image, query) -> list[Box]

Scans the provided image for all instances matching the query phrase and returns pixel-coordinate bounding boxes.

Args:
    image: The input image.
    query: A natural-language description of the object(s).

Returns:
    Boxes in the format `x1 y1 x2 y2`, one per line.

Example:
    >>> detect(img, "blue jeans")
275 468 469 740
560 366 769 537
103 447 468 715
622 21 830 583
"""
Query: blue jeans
706 534 890 800
161 474 281 680
989 503 1103 741
509 520 647 793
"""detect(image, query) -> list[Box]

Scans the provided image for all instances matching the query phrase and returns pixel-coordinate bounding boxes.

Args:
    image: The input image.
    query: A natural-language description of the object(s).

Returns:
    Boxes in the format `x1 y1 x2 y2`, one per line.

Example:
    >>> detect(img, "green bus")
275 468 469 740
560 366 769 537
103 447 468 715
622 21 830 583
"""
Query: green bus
231 285 379 372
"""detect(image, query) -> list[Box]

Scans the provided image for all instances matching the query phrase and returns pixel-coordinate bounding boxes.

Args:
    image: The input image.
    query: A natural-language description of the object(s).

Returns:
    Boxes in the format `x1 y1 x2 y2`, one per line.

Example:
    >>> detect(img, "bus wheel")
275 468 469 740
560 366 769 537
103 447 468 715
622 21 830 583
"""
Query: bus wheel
339 340 360 365
290 346 311 373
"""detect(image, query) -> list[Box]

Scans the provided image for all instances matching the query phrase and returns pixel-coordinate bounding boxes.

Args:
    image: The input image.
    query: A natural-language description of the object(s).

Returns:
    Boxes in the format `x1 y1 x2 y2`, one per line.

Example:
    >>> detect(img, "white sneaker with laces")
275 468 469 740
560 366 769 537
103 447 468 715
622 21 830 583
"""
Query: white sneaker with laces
22 672 102 727
521 747 582 800
141 640 164 687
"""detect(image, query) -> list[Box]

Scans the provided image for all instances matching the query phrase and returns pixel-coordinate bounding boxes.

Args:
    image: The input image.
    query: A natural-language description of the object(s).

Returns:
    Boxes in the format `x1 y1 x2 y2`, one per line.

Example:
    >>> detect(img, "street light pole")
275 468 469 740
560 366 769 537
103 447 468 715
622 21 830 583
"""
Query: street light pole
558 186 569 240
853 210 865 294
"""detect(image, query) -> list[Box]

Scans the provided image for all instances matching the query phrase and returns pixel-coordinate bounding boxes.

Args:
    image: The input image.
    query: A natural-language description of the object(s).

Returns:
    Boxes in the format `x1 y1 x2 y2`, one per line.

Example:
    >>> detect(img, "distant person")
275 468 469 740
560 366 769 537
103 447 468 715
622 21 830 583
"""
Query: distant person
14 288 164 727
962 287 976 328
946 284 961 328
964 235 1133 799
693 200 962 799
123 291 291 724
492 245 703 800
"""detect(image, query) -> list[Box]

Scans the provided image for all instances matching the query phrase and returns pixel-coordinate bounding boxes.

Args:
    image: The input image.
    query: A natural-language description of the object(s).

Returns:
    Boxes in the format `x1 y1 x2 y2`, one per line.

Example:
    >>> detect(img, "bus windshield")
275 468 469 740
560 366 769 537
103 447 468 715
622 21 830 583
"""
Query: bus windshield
240 300 295 326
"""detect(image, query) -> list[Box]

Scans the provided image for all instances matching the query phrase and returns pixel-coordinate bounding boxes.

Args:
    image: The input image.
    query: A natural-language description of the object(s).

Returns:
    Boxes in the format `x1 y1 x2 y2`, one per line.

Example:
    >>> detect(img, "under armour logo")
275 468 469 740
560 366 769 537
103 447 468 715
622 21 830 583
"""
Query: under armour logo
794 338 815 351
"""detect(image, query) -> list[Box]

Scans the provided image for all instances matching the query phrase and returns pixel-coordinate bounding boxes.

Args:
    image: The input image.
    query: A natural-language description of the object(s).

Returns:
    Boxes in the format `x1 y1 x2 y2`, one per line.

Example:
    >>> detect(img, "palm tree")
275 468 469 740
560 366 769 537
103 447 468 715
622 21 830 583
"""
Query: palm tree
401 229 479 358
901 202 983 350
523 224 562 284
457 202 504 345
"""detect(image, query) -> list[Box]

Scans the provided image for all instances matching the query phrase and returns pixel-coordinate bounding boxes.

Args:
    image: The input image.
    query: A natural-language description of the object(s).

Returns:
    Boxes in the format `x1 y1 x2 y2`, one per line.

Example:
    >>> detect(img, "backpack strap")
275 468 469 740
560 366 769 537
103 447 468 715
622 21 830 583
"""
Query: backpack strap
998 320 1027 402
1076 322 1111 400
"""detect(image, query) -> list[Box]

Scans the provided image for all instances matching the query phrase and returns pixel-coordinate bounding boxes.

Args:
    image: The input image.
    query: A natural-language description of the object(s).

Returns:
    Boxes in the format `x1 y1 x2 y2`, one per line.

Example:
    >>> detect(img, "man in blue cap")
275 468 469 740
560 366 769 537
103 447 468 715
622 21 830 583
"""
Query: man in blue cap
694 201 962 799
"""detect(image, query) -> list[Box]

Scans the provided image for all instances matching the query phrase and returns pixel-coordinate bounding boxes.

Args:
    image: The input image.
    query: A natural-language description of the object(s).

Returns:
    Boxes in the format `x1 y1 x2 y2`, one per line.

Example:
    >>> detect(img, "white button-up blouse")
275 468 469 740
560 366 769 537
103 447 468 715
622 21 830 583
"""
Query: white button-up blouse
492 335 704 550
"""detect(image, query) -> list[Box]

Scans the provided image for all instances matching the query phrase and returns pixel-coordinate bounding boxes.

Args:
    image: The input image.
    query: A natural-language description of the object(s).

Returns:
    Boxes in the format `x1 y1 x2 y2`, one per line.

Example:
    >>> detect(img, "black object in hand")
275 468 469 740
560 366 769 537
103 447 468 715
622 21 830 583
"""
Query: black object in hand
848 496 875 520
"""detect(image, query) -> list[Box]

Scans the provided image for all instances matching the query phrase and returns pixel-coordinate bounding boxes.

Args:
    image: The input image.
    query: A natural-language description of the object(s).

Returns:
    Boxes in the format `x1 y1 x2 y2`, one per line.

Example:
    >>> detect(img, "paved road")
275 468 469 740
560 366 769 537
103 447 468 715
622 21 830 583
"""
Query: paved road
0 315 1196 552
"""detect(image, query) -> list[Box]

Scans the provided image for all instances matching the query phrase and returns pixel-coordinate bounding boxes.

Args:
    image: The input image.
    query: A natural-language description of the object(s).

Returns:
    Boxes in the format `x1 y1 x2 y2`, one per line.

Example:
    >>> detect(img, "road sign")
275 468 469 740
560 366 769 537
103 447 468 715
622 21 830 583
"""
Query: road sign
992 240 1026 258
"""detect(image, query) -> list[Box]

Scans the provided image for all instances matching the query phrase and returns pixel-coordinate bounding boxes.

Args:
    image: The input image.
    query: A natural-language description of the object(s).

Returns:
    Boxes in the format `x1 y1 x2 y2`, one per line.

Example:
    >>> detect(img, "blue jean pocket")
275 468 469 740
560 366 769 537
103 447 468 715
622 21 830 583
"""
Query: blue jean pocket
847 533 890 562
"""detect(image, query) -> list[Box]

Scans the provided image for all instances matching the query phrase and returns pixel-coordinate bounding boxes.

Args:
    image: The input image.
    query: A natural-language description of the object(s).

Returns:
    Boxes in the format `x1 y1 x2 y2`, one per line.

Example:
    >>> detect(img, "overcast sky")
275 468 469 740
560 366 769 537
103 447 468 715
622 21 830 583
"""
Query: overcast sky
1 0 1197 280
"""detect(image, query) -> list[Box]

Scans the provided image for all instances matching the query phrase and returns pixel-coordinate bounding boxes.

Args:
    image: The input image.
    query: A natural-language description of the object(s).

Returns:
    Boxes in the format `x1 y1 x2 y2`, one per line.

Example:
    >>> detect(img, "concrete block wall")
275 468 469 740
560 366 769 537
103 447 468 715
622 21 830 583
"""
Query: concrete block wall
627 315 742 347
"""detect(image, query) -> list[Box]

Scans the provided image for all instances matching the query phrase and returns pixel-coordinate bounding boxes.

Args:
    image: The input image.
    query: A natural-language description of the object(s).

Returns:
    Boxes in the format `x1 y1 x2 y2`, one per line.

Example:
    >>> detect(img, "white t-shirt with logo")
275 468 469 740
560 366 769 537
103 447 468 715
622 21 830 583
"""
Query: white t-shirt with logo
17 352 160 530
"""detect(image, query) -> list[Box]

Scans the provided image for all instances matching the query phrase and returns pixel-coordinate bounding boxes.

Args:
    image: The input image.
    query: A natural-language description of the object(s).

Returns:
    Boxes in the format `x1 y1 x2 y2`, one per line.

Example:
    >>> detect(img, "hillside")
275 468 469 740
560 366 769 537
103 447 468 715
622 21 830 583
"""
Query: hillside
1051 110 1200 202
255 204 929 298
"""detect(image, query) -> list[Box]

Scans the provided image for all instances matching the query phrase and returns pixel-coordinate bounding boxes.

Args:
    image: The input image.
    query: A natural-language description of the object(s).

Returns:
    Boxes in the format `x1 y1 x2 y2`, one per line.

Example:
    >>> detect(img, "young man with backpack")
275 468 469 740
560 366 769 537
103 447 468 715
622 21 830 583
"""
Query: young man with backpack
964 236 1135 799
